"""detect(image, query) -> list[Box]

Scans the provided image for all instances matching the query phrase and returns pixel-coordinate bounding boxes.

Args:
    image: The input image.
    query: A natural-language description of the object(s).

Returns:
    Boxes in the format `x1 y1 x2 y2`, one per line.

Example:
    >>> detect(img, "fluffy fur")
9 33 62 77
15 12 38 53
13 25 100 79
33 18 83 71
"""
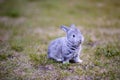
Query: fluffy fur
47 24 84 64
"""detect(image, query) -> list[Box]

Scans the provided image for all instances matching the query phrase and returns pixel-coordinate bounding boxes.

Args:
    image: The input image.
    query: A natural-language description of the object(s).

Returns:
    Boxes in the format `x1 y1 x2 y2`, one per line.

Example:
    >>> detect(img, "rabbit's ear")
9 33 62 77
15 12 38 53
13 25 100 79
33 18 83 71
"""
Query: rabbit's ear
70 24 76 28
60 25 69 33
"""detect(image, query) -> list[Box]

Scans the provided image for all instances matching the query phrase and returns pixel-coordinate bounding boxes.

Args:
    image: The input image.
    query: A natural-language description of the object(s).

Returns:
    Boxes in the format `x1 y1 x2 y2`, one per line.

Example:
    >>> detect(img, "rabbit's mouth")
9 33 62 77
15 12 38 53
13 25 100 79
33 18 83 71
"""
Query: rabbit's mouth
72 42 80 48
74 41 81 47
77 40 82 45
67 39 81 47
79 41 82 44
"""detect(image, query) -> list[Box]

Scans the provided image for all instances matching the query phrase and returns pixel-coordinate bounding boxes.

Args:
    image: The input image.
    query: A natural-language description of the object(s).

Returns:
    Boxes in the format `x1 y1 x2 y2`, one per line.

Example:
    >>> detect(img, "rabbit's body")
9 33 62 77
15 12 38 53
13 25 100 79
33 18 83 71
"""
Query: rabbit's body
48 24 84 64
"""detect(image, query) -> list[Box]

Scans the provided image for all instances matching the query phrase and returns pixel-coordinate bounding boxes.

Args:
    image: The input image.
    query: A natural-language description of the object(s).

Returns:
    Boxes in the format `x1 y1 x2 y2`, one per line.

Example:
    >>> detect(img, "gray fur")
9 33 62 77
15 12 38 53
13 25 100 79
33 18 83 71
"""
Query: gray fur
47 24 84 64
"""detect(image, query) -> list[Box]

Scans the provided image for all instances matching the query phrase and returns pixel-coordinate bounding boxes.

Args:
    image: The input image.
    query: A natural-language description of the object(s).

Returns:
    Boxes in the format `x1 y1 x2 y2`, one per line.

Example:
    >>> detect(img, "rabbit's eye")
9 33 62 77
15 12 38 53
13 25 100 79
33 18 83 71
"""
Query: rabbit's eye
73 35 75 37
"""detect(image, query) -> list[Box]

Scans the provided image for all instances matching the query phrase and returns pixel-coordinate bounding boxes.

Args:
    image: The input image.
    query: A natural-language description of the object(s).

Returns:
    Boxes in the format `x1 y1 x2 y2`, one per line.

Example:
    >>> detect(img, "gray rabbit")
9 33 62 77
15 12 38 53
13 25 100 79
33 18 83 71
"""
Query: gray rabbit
47 24 84 64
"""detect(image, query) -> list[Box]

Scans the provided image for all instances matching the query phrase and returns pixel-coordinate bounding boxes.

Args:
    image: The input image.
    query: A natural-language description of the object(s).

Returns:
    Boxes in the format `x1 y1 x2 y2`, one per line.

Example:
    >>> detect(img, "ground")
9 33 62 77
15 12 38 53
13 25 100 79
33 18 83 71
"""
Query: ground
0 0 120 80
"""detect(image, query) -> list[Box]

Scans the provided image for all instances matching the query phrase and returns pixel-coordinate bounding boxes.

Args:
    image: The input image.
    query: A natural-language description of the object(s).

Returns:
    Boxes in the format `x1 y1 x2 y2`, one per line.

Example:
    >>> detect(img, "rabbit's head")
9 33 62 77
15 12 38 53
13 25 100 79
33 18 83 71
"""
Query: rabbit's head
61 24 84 47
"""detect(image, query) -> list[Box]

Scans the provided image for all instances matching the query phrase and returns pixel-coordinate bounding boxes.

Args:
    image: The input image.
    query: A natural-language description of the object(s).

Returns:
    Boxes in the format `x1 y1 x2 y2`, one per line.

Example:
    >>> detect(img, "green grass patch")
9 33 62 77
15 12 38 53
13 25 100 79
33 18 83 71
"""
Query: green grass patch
0 53 8 61
0 51 13 61
59 63 70 70
11 45 23 52
29 53 73 69
29 53 56 66
5 9 20 18
57 71 70 80
0 0 23 18
29 53 47 66
10 40 24 52
95 43 120 57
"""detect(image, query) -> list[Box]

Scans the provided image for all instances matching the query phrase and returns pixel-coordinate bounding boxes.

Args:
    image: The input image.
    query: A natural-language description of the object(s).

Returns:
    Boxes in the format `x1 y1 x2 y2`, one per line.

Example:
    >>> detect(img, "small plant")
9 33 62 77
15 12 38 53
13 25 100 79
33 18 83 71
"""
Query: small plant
29 53 51 66
57 71 70 79
29 53 45 65
95 43 120 57
0 53 8 60
0 52 13 61
10 39 24 52
60 63 70 70
11 45 23 52
6 9 20 18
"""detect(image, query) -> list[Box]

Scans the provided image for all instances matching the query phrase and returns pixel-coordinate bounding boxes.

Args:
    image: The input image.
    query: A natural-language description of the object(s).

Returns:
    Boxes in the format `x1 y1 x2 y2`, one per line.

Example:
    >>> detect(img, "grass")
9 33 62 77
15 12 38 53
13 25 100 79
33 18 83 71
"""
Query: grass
95 42 120 57
0 0 120 79
5 9 20 18
29 53 48 66
11 44 24 52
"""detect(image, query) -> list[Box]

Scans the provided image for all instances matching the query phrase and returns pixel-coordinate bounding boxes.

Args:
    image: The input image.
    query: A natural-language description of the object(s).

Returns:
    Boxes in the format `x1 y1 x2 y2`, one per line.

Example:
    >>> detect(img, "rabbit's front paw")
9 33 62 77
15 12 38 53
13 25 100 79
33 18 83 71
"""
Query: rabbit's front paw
63 60 69 64
78 59 83 63
56 58 62 62
75 59 83 63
